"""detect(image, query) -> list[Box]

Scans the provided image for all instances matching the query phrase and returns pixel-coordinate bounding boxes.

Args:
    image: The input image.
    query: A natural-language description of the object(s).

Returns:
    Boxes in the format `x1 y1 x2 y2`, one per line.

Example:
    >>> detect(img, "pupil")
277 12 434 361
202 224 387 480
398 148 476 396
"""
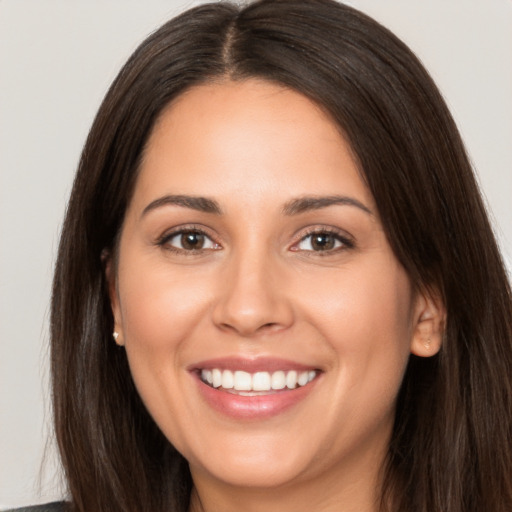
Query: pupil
312 234 334 251
181 232 204 250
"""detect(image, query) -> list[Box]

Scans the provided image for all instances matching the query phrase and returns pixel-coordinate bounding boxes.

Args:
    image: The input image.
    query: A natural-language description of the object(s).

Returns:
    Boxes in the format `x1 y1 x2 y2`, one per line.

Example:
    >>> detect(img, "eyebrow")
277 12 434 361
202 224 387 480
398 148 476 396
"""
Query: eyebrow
282 195 373 216
141 193 372 218
141 194 223 217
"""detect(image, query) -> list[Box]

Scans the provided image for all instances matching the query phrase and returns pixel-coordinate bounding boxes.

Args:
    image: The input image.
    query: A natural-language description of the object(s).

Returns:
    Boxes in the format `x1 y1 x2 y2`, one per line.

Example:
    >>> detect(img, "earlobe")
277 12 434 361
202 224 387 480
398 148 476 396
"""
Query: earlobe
104 251 124 346
410 288 445 357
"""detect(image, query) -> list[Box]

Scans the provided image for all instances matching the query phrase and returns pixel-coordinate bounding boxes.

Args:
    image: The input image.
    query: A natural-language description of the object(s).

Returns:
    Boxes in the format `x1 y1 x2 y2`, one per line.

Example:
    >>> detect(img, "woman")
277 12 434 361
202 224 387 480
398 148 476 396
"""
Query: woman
18 0 512 510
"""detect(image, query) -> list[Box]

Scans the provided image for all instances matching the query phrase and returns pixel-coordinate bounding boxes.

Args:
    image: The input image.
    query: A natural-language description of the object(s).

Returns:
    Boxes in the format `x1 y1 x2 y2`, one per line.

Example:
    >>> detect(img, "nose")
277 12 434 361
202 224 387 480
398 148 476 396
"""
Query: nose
212 250 294 337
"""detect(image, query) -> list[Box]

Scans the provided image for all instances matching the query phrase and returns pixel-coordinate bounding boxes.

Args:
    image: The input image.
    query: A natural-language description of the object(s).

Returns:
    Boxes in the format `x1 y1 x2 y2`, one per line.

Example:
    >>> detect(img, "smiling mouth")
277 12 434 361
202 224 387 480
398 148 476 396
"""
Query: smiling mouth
200 368 319 395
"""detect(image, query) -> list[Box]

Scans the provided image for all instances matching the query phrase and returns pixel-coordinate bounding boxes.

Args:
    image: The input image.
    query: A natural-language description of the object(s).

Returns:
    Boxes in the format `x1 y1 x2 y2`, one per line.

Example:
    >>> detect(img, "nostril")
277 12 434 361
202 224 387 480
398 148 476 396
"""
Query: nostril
260 322 280 332
217 320 286 337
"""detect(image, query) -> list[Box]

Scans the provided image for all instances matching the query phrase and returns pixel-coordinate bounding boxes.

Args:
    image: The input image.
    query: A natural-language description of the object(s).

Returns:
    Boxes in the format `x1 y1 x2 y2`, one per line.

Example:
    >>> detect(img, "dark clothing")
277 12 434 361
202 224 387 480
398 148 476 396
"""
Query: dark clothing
3 502 67 512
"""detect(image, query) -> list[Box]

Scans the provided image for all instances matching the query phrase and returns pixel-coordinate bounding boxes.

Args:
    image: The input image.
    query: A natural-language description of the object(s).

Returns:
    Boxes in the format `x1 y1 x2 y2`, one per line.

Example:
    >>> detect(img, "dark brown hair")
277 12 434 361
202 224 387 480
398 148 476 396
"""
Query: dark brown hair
51 1 512 511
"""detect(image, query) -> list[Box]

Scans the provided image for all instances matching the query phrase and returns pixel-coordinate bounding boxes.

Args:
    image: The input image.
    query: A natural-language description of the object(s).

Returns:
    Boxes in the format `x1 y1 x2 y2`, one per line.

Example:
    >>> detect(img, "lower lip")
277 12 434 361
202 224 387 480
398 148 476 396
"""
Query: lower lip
193 373 319 420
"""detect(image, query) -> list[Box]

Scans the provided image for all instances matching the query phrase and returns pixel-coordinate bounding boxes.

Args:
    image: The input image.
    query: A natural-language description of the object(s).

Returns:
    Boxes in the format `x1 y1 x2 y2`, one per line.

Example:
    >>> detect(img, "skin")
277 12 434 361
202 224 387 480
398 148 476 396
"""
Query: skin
109 79 443 512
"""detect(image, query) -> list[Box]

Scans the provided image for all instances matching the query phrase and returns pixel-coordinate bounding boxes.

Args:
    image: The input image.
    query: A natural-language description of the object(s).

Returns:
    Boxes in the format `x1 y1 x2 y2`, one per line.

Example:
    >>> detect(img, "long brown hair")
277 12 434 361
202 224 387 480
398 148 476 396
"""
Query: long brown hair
51 1 512 510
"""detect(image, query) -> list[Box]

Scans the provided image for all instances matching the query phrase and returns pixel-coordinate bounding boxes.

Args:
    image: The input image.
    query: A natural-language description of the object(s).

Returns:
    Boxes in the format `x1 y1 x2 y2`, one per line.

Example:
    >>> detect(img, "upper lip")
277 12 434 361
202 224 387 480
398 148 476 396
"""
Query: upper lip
188 357 320 373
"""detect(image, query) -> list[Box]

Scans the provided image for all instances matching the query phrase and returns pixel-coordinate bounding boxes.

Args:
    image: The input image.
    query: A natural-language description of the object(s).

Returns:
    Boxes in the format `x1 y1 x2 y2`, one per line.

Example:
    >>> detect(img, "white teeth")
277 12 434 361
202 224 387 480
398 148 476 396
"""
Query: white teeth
271 370 286 390
297 371 309 387
212 369 222 388
286 370 298 389
221 370 234 389
252 371 271 391
234 371 252 391
201 369 213 385
201 368 317 392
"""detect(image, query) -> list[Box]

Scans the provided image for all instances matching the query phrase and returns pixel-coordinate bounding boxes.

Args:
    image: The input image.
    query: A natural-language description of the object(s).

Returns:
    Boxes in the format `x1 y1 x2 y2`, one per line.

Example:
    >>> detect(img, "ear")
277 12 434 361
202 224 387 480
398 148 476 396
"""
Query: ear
103 250 124 346
410 287 445 357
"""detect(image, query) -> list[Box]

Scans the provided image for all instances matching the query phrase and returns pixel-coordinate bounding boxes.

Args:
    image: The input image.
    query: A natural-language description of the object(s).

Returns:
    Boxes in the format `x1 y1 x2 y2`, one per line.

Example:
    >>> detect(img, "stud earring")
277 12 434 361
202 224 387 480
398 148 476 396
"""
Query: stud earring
113 331 120 342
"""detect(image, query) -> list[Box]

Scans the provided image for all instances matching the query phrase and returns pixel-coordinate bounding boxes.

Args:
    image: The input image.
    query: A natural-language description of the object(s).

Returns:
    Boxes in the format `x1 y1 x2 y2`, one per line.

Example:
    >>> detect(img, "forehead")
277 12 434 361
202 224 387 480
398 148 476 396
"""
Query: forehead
133 79 373 212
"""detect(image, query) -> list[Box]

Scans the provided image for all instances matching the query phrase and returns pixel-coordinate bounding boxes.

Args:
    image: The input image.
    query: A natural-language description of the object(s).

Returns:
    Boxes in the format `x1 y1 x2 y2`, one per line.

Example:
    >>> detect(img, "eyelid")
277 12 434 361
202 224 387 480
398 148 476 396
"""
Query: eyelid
156 224 222 252
289 226 355 252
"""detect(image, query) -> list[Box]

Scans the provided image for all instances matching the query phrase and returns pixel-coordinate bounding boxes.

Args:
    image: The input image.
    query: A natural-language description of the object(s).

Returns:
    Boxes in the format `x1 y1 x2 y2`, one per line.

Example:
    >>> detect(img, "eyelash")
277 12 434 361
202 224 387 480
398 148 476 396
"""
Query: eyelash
290 227 355 254
156 226 354 255
156 225 220 254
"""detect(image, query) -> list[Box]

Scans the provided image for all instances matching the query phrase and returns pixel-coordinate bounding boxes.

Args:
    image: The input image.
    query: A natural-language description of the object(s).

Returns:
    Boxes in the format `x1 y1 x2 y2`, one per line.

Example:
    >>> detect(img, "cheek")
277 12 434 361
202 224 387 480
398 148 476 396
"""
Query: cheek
297 255 414 395
302 258 413 341
115 256 215 411
297 260 414 453
115 259 216 440
118 258 211 349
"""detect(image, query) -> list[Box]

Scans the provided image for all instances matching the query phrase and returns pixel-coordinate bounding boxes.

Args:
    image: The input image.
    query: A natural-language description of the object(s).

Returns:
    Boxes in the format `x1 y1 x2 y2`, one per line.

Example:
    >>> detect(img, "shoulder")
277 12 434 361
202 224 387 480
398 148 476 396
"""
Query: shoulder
2 502 68 512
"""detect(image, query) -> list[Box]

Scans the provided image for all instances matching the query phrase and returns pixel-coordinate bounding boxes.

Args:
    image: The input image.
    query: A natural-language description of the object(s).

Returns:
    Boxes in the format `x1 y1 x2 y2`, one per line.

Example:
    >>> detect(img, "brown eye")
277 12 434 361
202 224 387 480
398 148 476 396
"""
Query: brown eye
181 231 206 250
310 233 336 251
163 230 218 252
295 231 351 252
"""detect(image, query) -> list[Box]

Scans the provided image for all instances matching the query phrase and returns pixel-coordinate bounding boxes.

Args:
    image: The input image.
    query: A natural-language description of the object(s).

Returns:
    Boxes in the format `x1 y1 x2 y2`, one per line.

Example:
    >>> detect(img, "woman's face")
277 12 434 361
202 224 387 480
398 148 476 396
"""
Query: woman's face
111 80 434 495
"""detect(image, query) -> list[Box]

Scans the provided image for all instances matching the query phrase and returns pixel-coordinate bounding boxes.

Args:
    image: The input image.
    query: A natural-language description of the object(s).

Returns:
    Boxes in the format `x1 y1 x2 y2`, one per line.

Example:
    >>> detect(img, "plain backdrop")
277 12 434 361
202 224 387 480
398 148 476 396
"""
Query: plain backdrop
1 0 511 508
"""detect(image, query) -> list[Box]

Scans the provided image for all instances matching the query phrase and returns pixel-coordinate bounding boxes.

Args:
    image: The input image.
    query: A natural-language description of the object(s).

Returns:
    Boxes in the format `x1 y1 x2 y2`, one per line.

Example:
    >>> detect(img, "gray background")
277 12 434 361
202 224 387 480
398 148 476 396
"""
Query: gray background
1 1 511 508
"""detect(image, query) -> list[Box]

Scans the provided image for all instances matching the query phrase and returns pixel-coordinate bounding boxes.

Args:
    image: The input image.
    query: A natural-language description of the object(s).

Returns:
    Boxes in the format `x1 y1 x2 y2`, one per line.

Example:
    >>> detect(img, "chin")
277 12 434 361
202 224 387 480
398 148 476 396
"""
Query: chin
190 449 309 489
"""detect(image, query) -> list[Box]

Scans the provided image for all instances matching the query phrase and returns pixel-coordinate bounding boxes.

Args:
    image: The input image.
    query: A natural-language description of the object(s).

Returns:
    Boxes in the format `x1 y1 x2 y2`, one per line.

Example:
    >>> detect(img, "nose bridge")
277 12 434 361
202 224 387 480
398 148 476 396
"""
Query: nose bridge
212 242 293 336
